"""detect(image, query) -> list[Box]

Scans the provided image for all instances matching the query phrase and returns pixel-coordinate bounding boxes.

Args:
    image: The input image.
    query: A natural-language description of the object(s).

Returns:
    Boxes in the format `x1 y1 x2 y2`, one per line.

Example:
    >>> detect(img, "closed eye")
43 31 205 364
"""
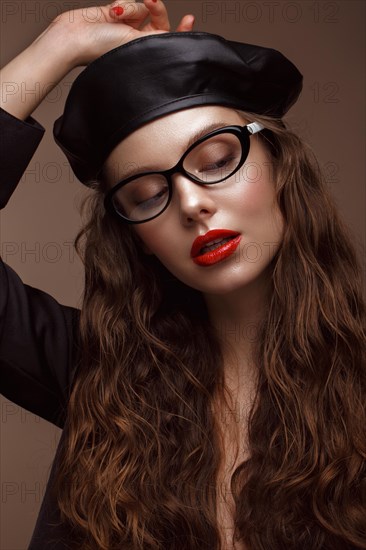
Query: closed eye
135 189 168 210
200 156 236 172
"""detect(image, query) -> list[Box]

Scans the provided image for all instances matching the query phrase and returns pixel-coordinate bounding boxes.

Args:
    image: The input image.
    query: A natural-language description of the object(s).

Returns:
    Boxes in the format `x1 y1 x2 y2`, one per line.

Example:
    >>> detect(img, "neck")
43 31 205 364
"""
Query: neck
204 272 270 392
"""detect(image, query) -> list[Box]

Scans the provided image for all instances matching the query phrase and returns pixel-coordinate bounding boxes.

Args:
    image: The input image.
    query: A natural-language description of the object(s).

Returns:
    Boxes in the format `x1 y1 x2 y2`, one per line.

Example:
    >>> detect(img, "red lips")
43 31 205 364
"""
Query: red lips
191 229 241 266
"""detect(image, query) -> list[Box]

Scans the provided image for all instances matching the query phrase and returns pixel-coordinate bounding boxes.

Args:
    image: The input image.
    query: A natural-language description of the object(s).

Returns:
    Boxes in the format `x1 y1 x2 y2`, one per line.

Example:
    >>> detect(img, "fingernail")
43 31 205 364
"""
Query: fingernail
152 0 158 3
111 6 124 15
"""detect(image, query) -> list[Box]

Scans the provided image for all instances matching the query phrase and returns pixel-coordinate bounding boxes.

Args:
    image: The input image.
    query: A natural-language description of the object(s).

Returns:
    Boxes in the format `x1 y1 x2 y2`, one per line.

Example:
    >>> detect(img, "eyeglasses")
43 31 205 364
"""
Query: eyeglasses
104 121 264 224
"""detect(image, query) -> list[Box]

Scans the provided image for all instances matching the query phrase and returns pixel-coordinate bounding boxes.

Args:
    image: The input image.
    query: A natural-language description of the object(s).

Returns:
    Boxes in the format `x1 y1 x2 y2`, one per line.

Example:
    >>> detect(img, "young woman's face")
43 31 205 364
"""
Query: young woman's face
104 106 284 296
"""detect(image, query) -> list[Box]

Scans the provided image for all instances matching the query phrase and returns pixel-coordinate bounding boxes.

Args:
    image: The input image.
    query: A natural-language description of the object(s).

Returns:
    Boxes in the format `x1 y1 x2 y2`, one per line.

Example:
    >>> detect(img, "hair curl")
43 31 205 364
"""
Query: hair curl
50 110 366 549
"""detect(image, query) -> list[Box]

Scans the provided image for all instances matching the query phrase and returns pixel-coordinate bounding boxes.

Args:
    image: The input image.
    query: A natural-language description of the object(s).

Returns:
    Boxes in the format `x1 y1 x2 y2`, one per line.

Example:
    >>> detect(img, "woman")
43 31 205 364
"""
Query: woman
1 1 365 549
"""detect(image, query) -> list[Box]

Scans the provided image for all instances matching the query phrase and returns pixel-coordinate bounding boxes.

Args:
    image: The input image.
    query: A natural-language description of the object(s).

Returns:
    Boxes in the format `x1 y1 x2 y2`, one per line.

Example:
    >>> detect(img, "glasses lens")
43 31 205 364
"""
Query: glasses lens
183 132 243 183
111 174 169 222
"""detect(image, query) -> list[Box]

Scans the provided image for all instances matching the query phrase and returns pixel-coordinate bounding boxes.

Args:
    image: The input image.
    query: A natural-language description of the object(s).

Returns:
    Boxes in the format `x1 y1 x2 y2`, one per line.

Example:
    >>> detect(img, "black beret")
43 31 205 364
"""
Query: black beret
53 31 303 187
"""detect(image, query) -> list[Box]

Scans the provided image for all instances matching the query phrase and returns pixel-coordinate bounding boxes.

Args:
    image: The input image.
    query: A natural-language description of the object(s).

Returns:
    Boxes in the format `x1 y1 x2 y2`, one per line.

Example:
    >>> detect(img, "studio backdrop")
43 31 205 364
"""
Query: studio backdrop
0 1 365 548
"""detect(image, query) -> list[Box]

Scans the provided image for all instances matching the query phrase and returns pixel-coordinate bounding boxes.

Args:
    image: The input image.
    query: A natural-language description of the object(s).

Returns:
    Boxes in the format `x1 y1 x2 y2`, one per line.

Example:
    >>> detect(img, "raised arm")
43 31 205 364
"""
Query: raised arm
0 0 194 121
0 0 194 204
0 1 195 428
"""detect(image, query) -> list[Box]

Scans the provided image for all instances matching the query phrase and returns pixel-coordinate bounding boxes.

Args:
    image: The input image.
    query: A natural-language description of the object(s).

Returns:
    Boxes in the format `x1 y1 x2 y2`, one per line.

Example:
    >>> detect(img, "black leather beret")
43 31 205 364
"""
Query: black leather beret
53 31 303 186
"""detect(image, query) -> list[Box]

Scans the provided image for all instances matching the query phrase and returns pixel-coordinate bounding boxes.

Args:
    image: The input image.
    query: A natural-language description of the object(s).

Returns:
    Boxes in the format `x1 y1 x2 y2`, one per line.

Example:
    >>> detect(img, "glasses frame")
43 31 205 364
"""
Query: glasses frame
104 121 264 224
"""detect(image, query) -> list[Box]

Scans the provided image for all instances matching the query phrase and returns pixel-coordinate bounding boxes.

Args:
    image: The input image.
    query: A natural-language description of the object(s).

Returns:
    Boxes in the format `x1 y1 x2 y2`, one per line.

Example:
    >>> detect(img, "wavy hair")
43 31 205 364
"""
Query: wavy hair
50 110 366 549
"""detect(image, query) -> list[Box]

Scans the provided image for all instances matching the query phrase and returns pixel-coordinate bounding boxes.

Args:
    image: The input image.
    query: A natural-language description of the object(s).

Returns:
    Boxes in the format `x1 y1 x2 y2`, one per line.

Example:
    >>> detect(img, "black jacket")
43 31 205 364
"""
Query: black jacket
0 106 81 548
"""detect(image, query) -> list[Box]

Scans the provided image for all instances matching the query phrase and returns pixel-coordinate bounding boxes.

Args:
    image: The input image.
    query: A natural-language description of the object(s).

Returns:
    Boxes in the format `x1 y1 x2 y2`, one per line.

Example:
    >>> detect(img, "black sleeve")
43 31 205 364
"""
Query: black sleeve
0 107 81 429
0 106 46 208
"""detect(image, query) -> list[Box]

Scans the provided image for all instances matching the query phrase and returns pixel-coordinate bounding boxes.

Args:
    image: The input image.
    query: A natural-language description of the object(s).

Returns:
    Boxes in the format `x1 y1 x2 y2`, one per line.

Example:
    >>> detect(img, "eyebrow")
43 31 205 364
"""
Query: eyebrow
116 120 232 181
186 120 232 148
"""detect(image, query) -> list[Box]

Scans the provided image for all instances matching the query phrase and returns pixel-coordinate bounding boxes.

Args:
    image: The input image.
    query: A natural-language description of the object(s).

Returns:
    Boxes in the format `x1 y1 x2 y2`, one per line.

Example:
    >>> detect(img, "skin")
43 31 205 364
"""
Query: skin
1 3 265 548
104 106 283 550
104 106 284 299
104 105 285 382
0 0 194 121
1 6 282 546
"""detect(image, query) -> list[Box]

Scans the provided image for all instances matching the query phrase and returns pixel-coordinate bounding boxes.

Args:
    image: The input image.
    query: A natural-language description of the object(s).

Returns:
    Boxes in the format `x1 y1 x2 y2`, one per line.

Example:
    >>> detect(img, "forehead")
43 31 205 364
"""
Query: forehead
102 106 247 186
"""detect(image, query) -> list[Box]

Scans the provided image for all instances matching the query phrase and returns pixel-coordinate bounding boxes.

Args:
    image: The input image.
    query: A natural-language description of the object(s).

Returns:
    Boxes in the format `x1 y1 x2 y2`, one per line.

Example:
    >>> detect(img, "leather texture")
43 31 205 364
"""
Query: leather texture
53 32 303 187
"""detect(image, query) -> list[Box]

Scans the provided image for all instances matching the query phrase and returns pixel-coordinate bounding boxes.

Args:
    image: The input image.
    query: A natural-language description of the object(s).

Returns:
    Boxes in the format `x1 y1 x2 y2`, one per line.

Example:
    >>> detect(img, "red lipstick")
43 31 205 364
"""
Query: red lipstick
191 229 241 266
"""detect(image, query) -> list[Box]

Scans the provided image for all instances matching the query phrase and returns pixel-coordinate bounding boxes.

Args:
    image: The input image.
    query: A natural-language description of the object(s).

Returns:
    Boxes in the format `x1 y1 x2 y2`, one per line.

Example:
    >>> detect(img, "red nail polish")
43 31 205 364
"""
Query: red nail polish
152 0 158 3
112 6 124 15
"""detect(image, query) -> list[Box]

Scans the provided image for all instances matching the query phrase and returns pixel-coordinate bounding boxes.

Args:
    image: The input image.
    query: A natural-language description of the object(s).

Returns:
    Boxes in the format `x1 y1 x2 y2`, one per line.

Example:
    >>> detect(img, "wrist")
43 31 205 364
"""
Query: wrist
30 20 80 74
0 24 77 121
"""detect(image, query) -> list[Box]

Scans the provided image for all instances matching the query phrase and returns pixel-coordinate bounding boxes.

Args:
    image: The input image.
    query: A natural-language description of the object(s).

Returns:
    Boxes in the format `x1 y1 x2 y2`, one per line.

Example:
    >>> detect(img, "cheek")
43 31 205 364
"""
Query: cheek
241 160 267 185
233 164 278 220
133 226 169 257
233 163 284 246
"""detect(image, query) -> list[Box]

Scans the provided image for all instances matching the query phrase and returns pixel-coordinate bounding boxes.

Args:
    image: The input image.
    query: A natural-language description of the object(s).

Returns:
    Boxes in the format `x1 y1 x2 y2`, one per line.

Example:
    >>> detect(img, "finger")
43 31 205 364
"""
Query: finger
175 14 195 32
109 2 149 23
143 0 170 31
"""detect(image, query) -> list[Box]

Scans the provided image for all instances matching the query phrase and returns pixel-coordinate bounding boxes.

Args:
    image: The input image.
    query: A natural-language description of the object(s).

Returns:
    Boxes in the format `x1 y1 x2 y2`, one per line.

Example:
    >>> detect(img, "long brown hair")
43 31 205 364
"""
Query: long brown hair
51 110 366 549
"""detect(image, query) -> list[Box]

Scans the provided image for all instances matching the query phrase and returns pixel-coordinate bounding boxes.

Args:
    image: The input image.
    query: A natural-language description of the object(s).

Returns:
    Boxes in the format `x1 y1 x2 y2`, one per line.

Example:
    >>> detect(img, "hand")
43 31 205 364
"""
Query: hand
46 0 195 67
0 0 194 120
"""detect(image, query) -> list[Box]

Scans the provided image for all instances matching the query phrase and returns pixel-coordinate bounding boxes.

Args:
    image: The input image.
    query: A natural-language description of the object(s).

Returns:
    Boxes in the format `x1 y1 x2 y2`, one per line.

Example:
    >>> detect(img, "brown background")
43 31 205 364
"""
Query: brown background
1 1 365 548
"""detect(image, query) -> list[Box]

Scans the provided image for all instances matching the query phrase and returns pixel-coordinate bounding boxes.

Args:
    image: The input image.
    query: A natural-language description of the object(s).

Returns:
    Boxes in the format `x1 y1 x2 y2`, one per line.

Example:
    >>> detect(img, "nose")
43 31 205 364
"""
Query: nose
172 173 217 225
